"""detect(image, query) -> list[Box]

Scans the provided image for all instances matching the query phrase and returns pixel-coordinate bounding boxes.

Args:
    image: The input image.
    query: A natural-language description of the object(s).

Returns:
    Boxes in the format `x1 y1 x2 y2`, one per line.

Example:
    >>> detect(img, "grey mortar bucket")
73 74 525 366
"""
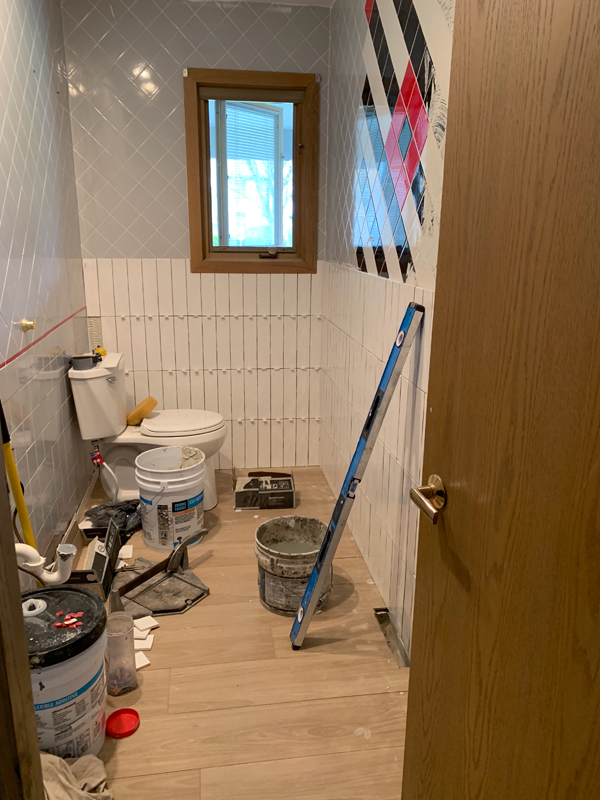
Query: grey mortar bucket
254 516 332 616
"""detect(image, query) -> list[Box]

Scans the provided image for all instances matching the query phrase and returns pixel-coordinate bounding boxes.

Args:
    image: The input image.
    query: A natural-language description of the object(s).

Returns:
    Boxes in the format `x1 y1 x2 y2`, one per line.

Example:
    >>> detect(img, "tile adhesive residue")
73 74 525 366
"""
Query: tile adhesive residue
167 446 204 470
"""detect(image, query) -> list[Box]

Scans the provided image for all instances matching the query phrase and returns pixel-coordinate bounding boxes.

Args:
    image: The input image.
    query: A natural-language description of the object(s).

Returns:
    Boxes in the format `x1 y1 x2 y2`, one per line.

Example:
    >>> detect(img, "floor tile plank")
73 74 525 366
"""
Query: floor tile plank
169 654 409 714
200 747 404 800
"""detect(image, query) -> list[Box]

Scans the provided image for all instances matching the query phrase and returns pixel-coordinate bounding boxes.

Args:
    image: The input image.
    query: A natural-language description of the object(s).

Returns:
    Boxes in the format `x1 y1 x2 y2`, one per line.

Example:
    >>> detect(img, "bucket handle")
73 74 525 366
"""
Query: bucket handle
144 482 169 505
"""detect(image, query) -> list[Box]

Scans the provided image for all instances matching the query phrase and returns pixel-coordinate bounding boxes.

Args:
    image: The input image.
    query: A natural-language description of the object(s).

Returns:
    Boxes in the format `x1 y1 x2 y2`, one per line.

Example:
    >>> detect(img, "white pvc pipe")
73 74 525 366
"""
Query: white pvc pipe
16 542 77 585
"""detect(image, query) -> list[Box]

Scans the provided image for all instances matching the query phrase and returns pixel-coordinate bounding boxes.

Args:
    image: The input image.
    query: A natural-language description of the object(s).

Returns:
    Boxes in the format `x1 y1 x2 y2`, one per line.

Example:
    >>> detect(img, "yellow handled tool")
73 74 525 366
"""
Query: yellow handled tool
1 399 37 548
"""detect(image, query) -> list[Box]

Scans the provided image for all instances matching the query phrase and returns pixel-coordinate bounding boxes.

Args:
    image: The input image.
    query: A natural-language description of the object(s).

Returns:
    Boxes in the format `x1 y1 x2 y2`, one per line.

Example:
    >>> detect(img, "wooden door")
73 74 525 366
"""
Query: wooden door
402 0 600 797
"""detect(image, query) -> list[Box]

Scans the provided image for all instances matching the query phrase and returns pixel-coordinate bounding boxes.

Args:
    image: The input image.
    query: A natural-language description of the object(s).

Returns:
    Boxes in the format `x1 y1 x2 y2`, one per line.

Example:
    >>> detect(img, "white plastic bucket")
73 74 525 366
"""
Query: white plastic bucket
31 632 107 758
135 446 205 552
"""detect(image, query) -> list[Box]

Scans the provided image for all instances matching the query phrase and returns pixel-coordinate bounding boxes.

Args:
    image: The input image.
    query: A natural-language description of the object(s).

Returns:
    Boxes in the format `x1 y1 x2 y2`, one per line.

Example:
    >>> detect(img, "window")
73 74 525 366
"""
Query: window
183 69 319 273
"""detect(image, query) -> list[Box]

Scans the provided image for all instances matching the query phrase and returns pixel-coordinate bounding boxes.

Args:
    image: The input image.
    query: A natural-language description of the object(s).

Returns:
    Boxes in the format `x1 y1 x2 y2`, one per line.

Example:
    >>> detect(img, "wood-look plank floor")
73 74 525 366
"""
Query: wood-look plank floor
99 467 408 799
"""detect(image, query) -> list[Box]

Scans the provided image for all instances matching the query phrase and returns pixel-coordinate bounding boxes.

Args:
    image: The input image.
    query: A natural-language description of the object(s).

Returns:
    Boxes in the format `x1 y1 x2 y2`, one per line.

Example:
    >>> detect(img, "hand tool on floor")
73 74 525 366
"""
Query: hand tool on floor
109 532 209 617
290 301 425 649
1 398 37 548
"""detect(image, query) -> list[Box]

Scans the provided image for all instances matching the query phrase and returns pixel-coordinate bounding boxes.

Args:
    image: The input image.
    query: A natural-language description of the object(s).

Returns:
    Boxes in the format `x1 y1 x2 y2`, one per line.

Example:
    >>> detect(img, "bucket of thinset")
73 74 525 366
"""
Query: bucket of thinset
22 586 107 758
255 516 333 616
135 446 205 552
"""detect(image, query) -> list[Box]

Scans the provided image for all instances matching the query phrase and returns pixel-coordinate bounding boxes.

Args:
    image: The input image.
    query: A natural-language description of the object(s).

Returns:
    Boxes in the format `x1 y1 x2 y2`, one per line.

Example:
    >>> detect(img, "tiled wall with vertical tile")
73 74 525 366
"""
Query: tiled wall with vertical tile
321 0 454 657
0 0 92 557
61 0 330 260
84 258 323 468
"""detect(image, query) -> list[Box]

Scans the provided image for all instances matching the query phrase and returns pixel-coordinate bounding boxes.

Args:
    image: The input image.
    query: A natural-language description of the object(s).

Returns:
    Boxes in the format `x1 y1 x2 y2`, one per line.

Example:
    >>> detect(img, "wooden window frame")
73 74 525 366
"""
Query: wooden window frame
183 68 319 274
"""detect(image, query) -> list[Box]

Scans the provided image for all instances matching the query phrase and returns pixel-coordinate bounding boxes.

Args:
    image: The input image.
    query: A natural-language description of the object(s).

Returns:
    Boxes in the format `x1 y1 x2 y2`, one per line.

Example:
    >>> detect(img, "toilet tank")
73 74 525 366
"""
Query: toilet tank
68 353 127 440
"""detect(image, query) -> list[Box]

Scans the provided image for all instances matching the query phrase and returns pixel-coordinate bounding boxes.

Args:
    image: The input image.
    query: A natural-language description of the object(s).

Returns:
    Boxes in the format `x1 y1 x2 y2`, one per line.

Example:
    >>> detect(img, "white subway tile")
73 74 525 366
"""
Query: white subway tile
243 316 257 369
283 369 297 418
215 273 229 315
283 418 296 466
309 369 321 418
171 259 188 315
186 265 202 316
229 316 244 370
283 316 297 367
257 316 270 369
162 371 177 409
271 369 284 418
244 420 257 468
159 316 175 370
216 316 231 369
174 316 189 370
232 419 245 467
83 259 100 316
176 369 191 408
296 418 308 466
156 259 173 315
142 259 159 316
297 316 310 368
115 316 133 371
229 274 243 316
200 273 216 316
257 370 270 419
202 317 217 370
127 259 144 316
258 419 271 467
203 370 218 413
97 258 115 316
130 316 147 371
271 420 283 467
256 274 270 315
270 274 284 315
230 369 245 421
297 274 311 315
243 274 257 315
145 317 161 371
244 369 258 420
191 370 205 409
308 418 320 465
188 316 204 371
296 369 309 419
283 274 297 314
217 369 232 420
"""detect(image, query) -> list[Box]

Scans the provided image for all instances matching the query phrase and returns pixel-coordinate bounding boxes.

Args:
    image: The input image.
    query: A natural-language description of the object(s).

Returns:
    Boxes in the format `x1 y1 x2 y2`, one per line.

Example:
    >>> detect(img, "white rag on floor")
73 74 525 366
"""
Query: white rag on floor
41 753 114 800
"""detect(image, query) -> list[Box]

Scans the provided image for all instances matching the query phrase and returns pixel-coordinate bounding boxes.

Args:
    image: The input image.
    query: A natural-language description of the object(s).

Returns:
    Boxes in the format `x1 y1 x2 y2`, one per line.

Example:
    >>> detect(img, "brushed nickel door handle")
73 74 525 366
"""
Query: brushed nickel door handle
410 474 446 524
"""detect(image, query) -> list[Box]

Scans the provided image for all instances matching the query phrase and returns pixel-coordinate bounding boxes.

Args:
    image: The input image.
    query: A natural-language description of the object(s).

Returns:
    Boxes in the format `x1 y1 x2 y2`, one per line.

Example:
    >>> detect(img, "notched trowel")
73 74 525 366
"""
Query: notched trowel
109 532 209 617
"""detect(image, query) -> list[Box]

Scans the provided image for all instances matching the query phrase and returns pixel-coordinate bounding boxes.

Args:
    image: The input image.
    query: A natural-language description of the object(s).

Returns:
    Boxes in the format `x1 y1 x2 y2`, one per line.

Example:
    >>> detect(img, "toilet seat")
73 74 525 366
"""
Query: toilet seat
140 409 225 438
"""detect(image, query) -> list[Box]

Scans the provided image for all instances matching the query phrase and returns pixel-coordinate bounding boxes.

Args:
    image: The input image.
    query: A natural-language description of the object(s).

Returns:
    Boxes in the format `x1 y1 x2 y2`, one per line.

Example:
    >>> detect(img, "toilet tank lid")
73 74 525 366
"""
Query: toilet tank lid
140 409 225 437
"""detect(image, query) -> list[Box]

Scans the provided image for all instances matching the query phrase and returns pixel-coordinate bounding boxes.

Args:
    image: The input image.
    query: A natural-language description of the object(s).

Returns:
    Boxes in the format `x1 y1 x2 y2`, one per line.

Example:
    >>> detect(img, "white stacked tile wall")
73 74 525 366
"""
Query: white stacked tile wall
83 259 323 468
319 261 433 656
0 0 91 557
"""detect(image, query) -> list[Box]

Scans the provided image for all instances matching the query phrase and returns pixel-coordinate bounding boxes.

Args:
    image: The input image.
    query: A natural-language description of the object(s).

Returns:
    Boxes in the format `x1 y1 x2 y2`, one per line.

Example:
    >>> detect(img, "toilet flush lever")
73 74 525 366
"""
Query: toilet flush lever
410 475 446 524
106 376 117 384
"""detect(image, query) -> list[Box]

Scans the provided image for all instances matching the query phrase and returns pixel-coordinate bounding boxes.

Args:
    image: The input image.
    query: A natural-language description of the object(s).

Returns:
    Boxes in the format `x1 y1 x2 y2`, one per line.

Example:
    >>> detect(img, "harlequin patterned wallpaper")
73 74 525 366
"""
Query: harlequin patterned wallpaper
326 0 453 290
321 0 454 658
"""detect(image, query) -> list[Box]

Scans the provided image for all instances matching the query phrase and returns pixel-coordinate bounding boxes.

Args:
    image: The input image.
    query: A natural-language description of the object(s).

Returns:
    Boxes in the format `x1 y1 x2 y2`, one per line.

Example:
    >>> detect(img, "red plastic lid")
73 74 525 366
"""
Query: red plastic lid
106 708 140 739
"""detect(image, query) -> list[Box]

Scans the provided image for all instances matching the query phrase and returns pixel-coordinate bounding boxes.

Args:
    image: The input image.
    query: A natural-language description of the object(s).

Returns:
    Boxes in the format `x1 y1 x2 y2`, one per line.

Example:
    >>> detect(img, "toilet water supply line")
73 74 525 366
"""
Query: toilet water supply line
90 440 119 502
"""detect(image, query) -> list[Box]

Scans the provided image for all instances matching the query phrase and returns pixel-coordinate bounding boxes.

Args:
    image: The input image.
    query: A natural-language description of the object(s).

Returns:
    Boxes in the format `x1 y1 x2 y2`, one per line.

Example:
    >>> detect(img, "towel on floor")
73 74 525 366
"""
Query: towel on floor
41 753 113 800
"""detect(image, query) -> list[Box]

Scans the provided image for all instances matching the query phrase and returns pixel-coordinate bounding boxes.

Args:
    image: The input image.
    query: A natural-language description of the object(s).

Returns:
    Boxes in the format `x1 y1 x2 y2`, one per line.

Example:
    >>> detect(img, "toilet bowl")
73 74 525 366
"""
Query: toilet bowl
101 410 226 509
68 354 227 510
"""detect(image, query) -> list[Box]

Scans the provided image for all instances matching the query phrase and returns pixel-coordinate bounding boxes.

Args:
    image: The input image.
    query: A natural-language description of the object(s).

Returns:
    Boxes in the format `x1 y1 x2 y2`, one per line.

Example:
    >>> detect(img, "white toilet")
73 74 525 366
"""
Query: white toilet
68 353 227 510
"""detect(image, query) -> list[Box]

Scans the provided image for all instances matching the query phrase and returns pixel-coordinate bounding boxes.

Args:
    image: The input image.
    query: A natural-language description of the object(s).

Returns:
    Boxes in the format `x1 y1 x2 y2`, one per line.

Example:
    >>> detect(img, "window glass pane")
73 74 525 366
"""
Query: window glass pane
208 100 294 249
208 100 219 246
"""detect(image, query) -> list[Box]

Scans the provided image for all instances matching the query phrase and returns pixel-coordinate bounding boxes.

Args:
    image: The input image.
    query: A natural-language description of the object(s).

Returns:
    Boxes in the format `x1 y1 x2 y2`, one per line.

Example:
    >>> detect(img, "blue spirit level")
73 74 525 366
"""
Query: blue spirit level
290 301 425 649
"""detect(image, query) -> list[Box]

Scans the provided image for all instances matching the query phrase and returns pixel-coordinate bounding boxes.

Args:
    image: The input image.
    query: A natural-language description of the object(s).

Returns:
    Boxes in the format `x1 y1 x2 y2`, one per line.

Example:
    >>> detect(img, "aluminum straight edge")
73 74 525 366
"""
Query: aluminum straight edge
290 301 425 648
